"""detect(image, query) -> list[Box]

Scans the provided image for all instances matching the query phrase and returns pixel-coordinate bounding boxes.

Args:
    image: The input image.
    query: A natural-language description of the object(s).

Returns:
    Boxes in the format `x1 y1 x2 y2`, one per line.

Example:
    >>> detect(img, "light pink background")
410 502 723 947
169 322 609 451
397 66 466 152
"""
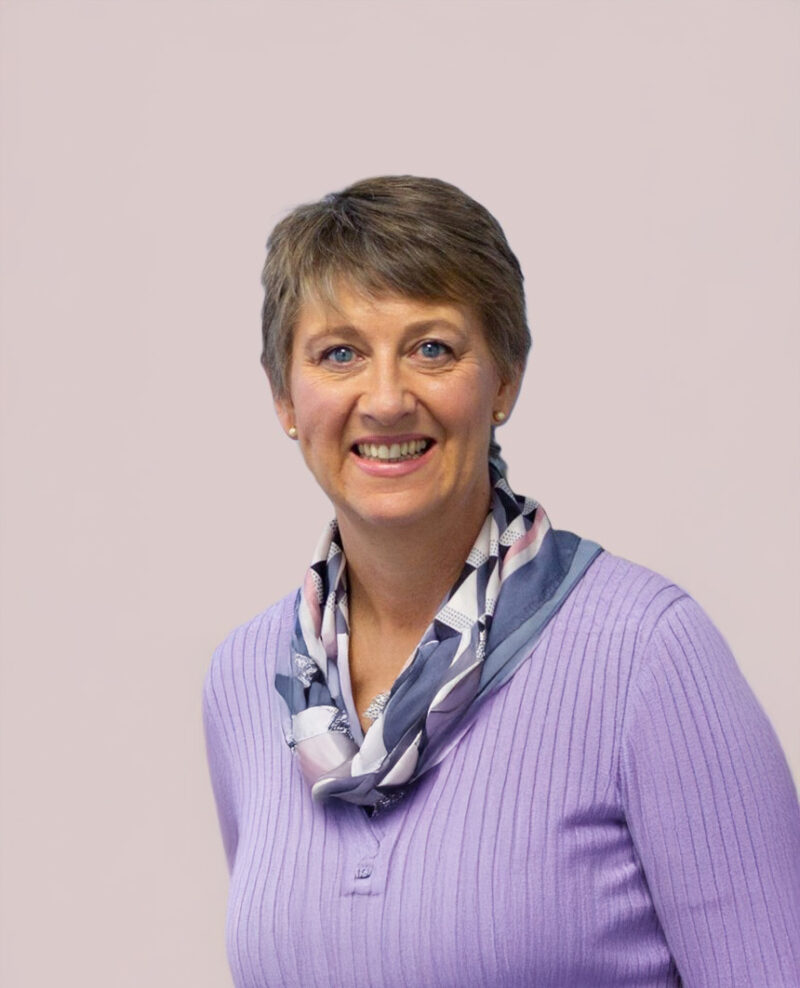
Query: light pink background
1 1 798 984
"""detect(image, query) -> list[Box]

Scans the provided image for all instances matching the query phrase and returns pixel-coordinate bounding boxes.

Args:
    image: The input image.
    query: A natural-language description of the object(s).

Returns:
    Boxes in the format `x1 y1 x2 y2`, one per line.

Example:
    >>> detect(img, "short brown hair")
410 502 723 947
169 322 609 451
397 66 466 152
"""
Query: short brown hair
260 175 530 398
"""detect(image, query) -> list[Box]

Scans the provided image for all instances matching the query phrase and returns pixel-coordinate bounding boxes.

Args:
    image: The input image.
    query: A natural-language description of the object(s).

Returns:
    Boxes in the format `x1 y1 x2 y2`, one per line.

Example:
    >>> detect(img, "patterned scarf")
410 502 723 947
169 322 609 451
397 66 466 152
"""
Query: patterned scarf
275 460 601 809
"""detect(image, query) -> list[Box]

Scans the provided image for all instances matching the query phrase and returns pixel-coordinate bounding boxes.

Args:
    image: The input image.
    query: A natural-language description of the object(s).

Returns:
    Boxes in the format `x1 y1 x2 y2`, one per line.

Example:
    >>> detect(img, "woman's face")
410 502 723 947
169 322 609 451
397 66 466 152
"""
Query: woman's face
274 282 518 534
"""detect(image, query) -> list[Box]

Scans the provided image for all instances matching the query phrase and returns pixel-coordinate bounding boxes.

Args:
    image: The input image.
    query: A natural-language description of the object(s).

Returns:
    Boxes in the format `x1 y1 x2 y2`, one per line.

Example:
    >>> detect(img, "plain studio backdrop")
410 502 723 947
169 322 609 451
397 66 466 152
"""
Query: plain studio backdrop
1 1 797 985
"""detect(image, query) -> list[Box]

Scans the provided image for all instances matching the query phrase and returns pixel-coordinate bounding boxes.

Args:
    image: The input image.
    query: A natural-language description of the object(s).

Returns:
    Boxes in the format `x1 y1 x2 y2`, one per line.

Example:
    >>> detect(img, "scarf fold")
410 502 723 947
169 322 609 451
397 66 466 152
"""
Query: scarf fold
275 463 602 809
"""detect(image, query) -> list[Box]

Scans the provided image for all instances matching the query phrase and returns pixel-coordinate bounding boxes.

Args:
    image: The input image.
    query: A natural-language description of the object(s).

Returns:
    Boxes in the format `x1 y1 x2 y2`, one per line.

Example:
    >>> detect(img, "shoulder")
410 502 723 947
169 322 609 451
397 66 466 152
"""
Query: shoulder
556 548 756 739
574 548 747 697
563 547 692 647
591 550 779 765
203 590 297 716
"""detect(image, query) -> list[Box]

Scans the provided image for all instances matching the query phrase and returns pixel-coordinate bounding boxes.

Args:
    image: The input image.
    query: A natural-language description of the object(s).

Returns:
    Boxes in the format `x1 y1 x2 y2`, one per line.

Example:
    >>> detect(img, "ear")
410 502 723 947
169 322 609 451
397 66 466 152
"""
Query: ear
274 394 295 436
267 367 296 437
494 371 523 420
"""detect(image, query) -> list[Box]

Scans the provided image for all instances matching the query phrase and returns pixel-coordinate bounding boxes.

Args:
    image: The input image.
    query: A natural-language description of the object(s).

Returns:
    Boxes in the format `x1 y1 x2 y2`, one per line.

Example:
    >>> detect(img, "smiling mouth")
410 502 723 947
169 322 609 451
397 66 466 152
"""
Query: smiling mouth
353 439 434 463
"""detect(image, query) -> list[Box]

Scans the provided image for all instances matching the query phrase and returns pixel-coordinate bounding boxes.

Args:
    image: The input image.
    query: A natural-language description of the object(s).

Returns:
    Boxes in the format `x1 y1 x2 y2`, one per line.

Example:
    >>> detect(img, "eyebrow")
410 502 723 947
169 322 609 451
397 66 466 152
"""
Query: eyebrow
302 319 465 348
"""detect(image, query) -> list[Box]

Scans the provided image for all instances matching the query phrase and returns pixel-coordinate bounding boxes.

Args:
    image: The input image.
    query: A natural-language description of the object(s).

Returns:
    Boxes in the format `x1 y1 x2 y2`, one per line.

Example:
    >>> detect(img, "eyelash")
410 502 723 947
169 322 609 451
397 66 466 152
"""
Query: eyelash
320 345 357 365
318 339 454 366
416 340 452 360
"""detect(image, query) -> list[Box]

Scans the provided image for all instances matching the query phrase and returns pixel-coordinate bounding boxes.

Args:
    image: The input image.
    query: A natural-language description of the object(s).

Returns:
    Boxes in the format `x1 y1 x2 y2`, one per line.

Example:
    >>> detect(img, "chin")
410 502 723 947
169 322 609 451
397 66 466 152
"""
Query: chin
340 494 441 531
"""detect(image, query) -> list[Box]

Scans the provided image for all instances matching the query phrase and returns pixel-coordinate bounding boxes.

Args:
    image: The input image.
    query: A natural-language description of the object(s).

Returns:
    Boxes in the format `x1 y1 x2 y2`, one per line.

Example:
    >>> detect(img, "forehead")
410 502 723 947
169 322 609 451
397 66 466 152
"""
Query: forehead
293 281 482 339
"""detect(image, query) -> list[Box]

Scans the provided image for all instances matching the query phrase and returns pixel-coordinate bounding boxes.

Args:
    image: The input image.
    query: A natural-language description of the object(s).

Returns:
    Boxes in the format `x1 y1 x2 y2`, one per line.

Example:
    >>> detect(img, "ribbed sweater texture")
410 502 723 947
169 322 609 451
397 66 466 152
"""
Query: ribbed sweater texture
203 551 800 987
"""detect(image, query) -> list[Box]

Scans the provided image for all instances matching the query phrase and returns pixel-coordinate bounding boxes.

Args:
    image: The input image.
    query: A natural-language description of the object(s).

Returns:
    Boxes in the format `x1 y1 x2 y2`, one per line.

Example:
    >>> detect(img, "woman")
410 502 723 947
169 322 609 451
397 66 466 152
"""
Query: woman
204 176 800 987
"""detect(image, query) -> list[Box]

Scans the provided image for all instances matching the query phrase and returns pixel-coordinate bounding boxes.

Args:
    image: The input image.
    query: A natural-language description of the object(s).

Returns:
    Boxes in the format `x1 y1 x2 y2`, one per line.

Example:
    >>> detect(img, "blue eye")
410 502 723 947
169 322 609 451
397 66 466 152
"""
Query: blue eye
324 346 355 364
418 340 450 359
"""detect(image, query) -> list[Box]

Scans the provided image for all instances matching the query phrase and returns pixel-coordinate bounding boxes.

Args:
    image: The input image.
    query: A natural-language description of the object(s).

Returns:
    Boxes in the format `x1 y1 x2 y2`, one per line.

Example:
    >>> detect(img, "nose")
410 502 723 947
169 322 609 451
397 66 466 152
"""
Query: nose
357 359 416 425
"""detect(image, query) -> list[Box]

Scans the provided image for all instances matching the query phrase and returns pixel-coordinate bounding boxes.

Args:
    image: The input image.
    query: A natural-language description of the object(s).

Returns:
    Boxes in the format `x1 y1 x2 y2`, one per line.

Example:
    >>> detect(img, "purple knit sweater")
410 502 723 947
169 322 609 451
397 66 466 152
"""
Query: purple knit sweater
203 551 800 987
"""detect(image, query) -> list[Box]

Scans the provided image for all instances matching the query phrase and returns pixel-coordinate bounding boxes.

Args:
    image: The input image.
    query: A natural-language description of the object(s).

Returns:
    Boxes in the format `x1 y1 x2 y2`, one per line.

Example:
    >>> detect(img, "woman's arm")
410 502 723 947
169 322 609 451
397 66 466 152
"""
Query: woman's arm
203 652 240 874
619 595 800 986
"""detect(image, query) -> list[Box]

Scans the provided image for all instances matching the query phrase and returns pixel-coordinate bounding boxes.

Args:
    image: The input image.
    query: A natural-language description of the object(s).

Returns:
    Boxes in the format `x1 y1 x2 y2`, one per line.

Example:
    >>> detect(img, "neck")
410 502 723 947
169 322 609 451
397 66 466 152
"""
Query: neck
337 492 492 635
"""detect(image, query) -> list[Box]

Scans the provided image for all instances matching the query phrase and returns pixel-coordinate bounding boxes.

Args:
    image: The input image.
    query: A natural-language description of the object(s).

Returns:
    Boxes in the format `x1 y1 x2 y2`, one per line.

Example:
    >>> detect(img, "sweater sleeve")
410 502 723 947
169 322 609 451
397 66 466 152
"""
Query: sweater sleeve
619 595 800 987
202 653 240 874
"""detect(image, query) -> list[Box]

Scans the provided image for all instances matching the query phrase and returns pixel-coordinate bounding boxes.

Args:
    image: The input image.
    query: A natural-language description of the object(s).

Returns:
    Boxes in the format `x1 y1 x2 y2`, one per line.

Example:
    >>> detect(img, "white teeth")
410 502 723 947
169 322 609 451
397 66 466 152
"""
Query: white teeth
356 440 430 462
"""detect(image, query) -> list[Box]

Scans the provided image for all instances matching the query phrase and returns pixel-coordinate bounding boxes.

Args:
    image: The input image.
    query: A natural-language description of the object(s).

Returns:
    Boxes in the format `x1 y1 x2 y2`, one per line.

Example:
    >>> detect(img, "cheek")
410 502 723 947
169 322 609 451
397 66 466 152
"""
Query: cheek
291 380 332 428
430 374 497 430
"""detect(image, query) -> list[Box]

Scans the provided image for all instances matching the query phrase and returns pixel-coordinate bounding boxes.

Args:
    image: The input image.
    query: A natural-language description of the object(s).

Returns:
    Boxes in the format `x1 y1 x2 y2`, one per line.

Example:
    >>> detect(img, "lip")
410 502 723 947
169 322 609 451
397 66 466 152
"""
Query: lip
350 437 437 477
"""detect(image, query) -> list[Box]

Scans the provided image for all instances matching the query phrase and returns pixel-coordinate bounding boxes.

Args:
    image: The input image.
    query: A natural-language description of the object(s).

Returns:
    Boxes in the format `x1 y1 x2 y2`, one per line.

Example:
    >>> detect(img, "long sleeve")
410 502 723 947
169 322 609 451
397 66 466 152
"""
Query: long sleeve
203 649 240 874
619 595 800 986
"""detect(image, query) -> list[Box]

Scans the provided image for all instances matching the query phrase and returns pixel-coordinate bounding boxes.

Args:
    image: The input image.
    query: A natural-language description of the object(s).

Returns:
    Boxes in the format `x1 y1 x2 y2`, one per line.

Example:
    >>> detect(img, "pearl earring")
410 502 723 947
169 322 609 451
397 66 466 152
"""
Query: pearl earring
288 426 298 439
493 410 507 423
